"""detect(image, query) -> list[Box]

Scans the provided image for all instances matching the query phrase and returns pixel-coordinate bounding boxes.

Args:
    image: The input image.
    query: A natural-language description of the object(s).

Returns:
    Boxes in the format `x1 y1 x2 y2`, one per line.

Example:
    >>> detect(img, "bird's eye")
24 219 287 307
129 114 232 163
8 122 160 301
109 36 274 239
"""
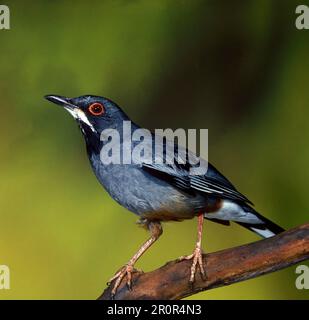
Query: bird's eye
88 103 105 116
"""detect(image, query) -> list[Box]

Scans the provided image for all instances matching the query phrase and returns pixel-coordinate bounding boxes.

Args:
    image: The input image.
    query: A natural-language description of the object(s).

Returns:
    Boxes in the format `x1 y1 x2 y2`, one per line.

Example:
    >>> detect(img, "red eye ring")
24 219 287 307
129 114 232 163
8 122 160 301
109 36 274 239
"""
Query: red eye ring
88 103 105 116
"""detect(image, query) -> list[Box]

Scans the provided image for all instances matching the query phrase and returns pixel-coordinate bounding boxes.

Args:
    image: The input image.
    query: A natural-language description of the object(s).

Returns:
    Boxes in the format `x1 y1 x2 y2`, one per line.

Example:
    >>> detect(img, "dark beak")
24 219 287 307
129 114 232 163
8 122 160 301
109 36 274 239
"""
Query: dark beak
44 95 77 111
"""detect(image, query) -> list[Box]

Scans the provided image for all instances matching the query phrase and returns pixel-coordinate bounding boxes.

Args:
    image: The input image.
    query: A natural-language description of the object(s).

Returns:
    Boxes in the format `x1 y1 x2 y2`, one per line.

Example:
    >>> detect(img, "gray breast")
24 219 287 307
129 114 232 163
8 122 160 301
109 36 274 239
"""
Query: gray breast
89 153 205 219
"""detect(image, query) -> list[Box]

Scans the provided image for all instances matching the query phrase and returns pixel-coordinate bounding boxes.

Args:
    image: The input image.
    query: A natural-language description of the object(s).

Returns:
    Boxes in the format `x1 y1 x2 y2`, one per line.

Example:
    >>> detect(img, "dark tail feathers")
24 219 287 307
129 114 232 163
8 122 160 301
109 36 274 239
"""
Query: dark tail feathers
236 213 285 238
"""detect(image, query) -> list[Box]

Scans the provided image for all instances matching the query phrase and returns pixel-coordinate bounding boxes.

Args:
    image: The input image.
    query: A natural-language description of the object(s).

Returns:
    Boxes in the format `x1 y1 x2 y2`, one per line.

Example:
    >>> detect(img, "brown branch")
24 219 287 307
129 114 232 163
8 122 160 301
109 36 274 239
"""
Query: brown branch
98 223 309 300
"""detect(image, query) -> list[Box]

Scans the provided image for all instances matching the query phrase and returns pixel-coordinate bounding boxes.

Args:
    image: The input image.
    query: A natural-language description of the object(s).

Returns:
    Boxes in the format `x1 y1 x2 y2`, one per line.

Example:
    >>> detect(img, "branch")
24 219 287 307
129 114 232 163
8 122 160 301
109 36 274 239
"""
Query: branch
98 223 309 300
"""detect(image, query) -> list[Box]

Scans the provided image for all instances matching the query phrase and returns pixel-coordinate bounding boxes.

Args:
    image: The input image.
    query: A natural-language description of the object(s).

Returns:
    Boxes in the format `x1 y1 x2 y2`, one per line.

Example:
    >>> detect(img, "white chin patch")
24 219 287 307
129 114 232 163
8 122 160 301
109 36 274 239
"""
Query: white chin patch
64 107 96 133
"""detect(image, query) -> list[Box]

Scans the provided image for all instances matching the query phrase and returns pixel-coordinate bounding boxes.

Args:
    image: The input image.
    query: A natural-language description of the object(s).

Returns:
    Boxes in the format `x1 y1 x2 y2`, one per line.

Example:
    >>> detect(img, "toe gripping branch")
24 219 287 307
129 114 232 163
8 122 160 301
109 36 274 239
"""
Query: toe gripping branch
108 221 163 298
100 223 309 300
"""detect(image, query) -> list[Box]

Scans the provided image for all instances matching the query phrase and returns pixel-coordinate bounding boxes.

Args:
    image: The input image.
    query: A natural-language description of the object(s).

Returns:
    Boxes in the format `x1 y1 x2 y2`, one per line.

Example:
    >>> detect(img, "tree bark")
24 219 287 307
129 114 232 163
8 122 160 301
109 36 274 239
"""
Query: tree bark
98 223 309 300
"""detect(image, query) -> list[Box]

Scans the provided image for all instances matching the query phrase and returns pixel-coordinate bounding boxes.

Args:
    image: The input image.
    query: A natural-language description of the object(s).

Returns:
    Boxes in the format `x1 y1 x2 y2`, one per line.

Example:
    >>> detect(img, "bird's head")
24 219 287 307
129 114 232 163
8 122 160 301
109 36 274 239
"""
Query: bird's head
45 94 129 136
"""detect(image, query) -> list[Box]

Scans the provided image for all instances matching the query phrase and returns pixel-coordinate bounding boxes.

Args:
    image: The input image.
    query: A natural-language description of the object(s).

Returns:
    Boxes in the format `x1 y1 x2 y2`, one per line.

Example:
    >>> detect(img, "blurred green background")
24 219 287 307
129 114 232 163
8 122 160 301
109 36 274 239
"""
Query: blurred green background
1 0 308 299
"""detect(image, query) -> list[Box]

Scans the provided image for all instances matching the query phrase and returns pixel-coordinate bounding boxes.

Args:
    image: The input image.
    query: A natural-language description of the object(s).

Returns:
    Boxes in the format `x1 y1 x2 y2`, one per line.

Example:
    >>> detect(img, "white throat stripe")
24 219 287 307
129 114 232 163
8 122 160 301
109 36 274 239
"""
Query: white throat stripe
64 107 96 133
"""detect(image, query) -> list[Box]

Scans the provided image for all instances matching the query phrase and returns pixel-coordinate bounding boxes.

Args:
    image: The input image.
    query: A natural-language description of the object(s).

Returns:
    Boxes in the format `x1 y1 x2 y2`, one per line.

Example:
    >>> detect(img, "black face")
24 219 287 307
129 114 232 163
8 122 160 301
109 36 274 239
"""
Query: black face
45 95 129 135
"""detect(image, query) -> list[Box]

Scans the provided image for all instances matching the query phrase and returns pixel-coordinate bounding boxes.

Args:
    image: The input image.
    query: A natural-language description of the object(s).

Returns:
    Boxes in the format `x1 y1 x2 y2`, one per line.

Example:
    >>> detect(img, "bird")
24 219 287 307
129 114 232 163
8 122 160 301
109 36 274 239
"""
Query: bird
45 94 285 297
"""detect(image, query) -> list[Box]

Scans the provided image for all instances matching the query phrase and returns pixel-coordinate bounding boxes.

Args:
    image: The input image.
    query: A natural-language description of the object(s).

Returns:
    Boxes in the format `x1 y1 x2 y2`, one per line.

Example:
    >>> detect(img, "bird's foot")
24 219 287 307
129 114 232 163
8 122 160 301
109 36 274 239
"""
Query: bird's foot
178 247 206 285
107 264 143 298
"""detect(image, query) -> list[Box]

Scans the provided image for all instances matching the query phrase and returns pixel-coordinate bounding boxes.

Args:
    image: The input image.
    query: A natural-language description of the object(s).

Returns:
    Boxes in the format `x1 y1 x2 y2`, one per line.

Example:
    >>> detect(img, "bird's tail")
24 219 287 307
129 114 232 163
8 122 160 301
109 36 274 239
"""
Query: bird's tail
236 208 285 238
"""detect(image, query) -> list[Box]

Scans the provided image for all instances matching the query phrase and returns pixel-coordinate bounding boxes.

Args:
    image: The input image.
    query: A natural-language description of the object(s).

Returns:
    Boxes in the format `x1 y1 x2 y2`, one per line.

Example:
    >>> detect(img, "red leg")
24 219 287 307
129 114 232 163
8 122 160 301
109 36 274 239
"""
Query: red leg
108 221 162 298
178 213 206 283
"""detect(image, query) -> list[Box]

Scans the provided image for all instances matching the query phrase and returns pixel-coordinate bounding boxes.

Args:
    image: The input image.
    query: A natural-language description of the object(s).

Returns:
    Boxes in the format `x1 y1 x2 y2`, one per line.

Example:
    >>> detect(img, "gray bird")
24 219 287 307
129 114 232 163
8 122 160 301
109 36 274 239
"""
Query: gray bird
45 94 285 297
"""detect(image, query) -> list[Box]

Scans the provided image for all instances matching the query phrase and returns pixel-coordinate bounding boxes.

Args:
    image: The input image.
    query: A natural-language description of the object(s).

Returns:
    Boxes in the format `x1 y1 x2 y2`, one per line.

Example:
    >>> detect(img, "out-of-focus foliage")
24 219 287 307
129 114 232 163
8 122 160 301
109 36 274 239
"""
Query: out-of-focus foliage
0 0 308 299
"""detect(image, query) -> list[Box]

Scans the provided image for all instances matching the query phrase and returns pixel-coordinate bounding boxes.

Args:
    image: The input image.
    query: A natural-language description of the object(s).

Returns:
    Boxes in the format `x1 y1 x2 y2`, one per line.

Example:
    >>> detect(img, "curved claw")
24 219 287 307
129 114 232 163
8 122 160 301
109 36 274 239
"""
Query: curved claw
178 247 206 284
107 265 143 298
